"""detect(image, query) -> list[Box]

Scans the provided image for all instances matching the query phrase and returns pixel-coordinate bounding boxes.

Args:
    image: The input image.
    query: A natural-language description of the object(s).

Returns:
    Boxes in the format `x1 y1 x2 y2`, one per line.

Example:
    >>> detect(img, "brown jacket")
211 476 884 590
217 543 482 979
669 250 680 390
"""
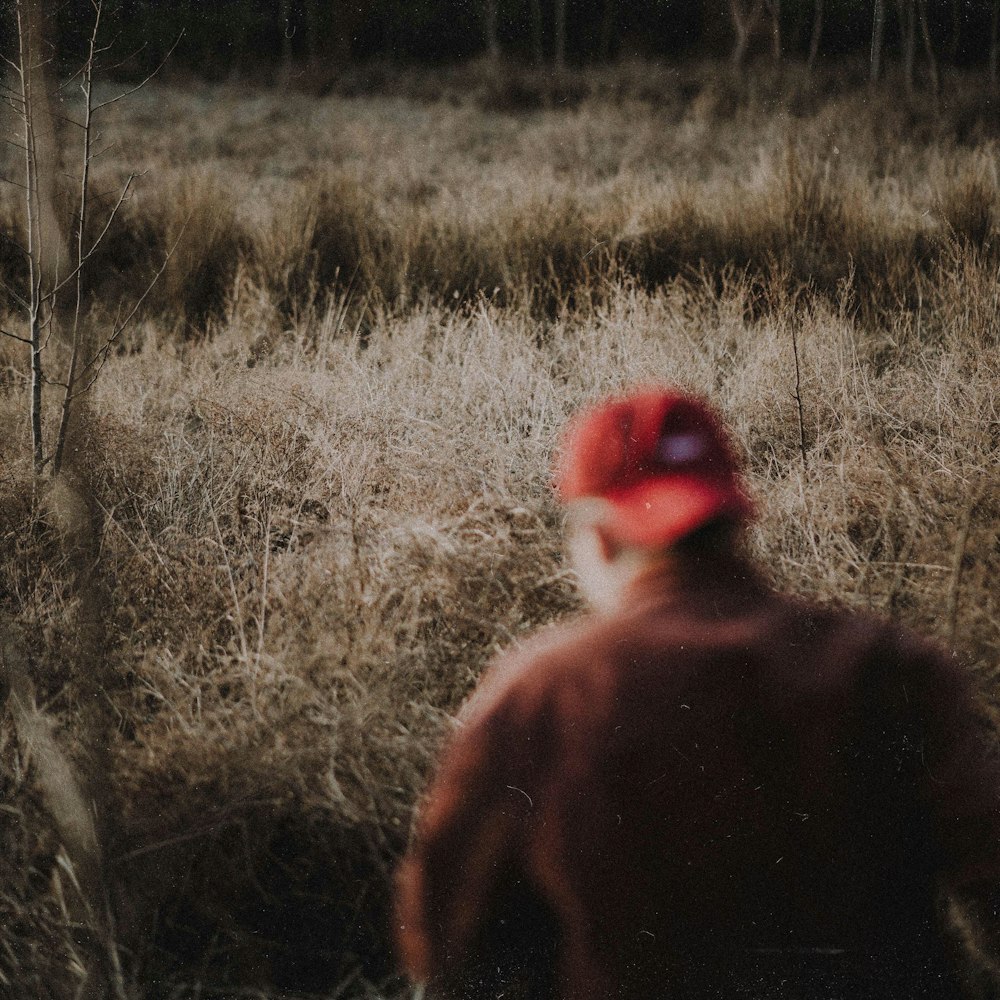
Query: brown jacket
395 561 1000 999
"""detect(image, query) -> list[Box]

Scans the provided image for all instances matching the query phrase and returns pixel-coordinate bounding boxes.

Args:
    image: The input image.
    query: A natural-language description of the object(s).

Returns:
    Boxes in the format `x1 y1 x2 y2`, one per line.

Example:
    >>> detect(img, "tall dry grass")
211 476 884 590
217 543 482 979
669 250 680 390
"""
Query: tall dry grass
0 61 997 998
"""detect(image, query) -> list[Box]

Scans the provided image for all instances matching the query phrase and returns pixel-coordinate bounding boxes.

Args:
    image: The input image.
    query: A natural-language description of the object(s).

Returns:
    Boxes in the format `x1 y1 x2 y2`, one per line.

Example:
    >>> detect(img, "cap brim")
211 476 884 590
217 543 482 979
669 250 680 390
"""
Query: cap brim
603 475 749 548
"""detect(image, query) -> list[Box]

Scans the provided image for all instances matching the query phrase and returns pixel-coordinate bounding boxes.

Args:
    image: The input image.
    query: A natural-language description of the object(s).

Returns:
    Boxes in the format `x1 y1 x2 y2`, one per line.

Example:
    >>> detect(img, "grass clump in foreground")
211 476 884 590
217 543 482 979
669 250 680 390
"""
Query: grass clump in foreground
0 61 997 998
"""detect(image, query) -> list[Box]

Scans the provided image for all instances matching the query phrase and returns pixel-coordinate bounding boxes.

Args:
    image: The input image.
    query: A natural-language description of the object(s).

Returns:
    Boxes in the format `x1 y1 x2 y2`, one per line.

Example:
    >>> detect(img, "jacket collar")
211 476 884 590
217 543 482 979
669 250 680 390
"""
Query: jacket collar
622 551 772 620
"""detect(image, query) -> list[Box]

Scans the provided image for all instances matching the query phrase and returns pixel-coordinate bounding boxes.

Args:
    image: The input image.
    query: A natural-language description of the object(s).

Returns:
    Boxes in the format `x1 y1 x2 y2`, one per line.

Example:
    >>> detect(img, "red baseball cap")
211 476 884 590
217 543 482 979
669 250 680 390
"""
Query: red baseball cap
556 388 754 548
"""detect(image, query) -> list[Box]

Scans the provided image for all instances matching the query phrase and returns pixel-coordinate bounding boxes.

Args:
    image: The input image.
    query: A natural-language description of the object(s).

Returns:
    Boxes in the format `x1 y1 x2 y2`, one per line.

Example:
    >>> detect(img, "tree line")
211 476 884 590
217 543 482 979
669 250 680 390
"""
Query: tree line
5 0 999 86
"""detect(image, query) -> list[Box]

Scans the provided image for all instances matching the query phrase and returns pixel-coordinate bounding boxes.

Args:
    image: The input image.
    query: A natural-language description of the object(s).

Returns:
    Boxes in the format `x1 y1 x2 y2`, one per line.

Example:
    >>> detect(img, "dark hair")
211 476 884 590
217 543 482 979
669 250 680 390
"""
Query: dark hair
672 517 740 558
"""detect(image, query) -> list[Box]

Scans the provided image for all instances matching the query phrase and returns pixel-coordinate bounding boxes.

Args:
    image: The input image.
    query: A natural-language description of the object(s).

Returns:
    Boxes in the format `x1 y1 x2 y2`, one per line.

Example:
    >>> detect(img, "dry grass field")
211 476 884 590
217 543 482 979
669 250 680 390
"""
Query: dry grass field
0 59 997 998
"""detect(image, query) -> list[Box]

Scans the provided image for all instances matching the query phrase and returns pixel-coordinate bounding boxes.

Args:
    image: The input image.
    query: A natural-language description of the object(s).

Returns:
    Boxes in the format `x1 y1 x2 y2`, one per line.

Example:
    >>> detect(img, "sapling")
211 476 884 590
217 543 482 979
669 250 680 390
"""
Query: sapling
1 0 179 480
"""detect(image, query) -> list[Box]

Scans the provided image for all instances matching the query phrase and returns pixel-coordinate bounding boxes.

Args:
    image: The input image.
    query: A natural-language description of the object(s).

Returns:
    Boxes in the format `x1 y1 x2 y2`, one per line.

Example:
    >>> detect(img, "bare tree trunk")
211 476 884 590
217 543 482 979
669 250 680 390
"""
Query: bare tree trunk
730 0 748 69
329 1 359 70
991 0 999 93
946 0 962 62
807 0 823 69
16 0 50 474
278 0 294 84
305 0 321 70
729 0 763 70
7 6 132 992
554 0 567 70
54 5 101 477
599 0 616 62
764 0 781 61
482 0 500 61
24 106 44 472
870 0 886 83
916 0 939 96
529 0 544 66
228 17 247 81
896 0 916 92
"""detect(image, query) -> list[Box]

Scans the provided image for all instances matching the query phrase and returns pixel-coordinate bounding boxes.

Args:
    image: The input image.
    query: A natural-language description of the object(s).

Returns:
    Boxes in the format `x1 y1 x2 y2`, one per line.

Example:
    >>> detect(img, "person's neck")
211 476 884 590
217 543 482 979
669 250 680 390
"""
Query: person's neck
570 522 764 618
624 545 764 613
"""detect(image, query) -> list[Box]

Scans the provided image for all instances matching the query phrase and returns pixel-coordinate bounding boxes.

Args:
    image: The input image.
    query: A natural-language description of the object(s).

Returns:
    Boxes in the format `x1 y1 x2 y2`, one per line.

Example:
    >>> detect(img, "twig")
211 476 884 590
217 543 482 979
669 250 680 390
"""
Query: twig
791 324 808 470
0 172 30 190
255 510 272 675
0 274 30 309
72 221 186 396
0 328 32 345
946 498 975 648
50 172 136 299
91 31 184 112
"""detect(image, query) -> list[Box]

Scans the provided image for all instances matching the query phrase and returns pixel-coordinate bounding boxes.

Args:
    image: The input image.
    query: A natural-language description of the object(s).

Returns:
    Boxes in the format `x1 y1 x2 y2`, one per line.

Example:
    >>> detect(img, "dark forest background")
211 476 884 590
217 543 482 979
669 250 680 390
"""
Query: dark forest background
7 1 1000 84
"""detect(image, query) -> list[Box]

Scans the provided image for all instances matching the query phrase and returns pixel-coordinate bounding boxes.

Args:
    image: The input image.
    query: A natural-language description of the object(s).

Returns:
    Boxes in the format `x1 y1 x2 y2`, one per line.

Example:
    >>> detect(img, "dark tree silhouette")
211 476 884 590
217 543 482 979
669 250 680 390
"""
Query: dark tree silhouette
807 0 823 68
6 0 1000 90
896 0 916 91
481 0 500 61
916 0 938 96
554 0 566 69
727 0 780 67
278 0 293 83
598 0 616 62
528 0 544 65
945 0 962 62
764 0 781 60
729 0 763 70
992 0 999 92
870 0 886 82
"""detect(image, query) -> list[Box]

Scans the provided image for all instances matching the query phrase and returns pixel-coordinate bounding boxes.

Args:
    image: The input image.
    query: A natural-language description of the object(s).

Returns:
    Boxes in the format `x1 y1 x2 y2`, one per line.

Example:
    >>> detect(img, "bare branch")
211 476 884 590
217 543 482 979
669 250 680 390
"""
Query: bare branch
95 39 145 69
53 37 144 94
92 33 184 113
73 223 185 396
0 54 25 77
89 141 121 162
48 111 86 130
0 278 30 311
55 68 87 94
50 173 135 298
90 143 120 160
0 173 31 191
0 328 32 345
0 231 31 261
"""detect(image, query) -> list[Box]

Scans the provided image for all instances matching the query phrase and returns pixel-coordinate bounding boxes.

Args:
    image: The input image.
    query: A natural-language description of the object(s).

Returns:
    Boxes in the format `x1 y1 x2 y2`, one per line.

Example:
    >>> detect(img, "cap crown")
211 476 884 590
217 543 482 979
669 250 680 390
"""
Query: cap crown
557 389 753 546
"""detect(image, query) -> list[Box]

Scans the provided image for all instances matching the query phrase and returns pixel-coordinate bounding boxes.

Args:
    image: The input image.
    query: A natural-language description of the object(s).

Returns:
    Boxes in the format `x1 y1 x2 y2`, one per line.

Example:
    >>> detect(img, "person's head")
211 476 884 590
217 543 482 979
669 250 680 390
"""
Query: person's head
556 389 754 614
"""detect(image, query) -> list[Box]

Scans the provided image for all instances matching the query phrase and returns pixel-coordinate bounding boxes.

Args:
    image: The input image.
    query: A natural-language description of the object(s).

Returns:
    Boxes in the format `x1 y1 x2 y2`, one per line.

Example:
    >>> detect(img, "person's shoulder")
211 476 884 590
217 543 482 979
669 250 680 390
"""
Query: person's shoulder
775 593 974 700
813 600 957 674
767 590 920 653
458 616 617 730
869 615 980 704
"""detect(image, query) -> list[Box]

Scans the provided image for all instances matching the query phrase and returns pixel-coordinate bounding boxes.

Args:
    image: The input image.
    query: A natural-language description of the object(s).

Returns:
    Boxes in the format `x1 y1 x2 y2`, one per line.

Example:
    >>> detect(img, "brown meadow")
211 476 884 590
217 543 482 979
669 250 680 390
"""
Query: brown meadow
0 60 997 998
